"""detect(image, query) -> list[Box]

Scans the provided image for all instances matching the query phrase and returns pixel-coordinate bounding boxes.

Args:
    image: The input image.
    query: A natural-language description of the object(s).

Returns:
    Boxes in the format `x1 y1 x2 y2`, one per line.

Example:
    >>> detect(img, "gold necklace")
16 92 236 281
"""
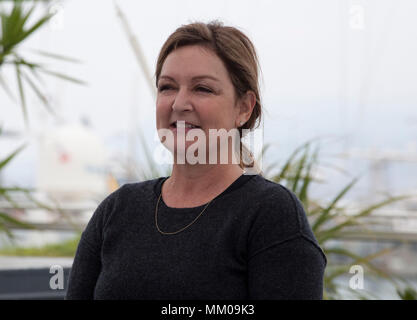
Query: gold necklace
155 192 213 235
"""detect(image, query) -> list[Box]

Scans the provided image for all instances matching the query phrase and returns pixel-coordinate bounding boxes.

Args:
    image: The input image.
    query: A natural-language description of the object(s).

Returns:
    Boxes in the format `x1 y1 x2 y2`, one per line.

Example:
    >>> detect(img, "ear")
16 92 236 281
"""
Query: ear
236 90 256 126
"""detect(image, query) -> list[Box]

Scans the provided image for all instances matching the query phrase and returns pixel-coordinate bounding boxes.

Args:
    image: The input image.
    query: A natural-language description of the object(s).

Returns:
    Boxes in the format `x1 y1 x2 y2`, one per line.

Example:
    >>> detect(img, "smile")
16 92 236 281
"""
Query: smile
170 120 201 130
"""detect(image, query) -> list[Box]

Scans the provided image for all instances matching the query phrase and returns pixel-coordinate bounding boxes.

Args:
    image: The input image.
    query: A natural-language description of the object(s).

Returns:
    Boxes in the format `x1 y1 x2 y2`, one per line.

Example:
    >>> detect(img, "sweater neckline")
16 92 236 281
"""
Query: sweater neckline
153 173 257 210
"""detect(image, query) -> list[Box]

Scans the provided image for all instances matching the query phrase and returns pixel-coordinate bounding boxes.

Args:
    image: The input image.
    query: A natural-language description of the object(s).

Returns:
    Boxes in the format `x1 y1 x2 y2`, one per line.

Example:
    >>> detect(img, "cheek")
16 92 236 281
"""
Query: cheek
209 105 235 128
156 93 173 108
156 97 167 111
156 100 171 126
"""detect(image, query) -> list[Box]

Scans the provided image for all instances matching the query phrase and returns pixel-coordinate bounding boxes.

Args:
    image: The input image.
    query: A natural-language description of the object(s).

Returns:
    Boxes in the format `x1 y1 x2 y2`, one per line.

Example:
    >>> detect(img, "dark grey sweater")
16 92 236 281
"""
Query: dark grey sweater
65 174 327 300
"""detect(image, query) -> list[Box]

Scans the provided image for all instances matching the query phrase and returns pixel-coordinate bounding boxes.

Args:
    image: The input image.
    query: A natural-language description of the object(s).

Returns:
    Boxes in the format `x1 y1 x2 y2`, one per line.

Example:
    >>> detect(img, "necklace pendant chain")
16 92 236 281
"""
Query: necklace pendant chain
155 192 213 235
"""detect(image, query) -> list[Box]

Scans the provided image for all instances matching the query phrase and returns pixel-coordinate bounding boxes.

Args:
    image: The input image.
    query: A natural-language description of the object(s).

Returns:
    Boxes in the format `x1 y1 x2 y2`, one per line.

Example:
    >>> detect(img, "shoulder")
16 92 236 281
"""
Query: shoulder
246 175 319 246
246 175 304 225
243 174 297 201
90 177 164 225
246 175 326 265
119 177 162 198
249 175 300 204
102 176 163 205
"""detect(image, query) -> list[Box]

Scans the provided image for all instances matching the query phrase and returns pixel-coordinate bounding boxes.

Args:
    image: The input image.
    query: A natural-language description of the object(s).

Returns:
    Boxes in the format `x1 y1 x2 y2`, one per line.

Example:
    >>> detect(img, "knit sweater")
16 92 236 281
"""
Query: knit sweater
65 174 327 300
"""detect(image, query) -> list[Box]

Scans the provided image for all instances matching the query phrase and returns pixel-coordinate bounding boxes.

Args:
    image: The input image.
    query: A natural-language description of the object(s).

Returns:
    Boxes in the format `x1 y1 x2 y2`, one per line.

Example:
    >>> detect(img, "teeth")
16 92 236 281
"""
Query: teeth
174 121 198 128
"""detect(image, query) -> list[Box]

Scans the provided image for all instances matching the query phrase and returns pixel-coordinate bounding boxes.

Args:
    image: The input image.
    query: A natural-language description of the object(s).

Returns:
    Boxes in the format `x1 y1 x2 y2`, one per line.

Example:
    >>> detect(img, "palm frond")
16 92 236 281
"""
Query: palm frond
0 143 26 171
0 1 86 125
37 68 87 85
318 194 413 243
312 176 360 233
26 48 84 63
15 62 28 125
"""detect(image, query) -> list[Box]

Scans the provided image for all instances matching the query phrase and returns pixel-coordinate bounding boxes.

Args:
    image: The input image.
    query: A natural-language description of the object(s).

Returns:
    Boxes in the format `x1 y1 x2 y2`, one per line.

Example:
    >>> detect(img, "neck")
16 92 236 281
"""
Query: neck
163 164 244 206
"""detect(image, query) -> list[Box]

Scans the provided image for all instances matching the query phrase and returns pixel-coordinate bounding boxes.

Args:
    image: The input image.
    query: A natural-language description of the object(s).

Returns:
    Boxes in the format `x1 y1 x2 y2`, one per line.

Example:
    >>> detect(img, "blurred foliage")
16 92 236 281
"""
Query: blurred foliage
0 0 85 241
0 127 36 238
396 286 417 300
0 0 86 126
0 125 83 244
0 231 81 257
263 137 416 300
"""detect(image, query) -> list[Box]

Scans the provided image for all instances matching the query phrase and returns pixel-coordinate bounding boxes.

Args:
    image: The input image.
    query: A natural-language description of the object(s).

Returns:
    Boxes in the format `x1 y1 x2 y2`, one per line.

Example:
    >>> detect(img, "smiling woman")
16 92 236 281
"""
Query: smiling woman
65 20 327 300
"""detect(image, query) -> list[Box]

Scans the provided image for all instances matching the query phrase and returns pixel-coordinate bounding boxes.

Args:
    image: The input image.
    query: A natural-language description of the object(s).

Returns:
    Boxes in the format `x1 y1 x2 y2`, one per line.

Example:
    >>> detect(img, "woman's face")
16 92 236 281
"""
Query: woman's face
156 45 241 161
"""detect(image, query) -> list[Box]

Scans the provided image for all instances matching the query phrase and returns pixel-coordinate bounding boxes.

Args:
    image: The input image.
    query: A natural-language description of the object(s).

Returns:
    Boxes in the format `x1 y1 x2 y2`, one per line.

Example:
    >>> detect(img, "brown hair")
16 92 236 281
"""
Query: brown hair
155 20 263 173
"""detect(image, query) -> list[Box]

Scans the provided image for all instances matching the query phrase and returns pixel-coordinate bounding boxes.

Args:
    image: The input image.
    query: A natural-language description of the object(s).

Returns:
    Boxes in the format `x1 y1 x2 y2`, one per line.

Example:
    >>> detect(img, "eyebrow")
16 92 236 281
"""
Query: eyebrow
159 75 220 82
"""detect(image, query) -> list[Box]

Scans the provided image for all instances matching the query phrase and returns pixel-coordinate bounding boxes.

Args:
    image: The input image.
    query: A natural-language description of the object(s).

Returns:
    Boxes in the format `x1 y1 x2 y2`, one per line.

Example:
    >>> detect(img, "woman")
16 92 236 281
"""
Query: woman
66 20 327 300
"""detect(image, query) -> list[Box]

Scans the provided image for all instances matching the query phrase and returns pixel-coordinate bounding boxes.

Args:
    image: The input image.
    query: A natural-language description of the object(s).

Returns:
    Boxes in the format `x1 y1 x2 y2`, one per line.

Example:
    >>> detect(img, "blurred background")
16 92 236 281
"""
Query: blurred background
0 0 416 299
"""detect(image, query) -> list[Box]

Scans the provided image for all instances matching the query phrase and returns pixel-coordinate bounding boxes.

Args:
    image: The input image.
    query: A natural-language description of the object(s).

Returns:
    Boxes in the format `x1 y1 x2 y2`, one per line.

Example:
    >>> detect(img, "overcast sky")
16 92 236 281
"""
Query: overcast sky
1 0 417 194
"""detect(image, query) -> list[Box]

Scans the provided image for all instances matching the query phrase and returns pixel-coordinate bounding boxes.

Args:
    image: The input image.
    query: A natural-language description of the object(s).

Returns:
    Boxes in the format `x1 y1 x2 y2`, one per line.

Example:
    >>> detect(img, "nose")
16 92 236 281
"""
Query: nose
172 87 193 112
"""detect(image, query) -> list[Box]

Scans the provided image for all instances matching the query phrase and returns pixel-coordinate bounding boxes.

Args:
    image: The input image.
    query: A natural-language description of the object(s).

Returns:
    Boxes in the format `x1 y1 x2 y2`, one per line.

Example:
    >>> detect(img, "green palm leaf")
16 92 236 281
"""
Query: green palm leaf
318 194 413 243
26 48 84 63
0 1 86 125
0 142 26 171
312 176 360 232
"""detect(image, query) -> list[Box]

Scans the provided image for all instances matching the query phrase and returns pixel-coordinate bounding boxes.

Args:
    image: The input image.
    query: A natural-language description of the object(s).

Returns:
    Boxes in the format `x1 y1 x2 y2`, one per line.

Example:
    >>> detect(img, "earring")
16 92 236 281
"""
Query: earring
239 121 244 126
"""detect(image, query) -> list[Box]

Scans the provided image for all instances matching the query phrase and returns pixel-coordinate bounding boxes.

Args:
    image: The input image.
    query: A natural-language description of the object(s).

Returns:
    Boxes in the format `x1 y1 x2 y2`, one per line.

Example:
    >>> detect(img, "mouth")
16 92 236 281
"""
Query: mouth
170 120 201 130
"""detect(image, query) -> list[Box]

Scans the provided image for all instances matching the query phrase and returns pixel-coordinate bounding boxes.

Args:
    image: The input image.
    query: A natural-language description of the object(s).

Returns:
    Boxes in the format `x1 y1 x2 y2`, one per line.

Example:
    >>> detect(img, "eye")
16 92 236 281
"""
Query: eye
196 86 213 93
158 85 173 92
